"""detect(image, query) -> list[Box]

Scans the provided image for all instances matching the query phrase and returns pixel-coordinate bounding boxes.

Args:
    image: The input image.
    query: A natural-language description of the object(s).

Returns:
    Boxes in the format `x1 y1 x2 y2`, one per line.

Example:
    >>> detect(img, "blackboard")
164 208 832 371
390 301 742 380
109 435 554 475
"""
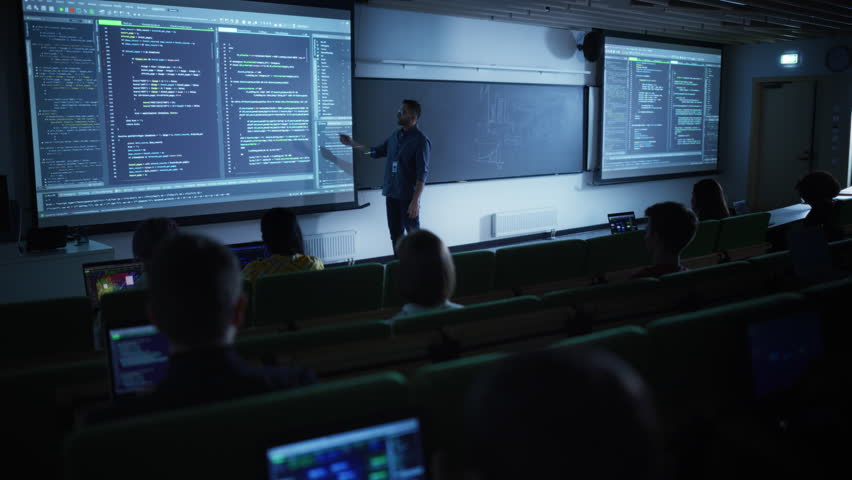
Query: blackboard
352 78 585 188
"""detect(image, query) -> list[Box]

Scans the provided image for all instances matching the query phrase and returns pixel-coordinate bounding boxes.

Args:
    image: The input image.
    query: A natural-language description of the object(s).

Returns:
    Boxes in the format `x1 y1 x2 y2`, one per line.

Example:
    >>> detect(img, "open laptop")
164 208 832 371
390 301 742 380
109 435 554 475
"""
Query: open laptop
82 259 144 306
229 241 267 268
106 324 170 400
265 416 428 480
747 311 825 414
607 212 638 234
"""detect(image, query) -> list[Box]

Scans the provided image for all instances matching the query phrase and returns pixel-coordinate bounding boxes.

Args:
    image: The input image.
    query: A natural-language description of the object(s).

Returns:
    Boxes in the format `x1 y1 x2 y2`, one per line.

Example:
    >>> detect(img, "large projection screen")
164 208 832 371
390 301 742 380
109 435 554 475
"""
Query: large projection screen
598 36 722 184
20 0 355 229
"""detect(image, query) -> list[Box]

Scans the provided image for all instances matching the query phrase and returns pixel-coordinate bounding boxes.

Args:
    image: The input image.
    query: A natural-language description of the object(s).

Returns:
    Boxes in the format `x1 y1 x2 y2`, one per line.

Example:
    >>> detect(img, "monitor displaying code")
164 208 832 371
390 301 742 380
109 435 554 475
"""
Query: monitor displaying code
600 37 721 182
20 0 354 228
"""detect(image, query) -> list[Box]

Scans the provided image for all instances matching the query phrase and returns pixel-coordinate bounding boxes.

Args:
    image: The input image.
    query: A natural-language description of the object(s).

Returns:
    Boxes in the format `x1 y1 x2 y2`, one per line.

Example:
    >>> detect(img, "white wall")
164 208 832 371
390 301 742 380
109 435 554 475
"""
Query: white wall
718 36 852 203
1 6 714 261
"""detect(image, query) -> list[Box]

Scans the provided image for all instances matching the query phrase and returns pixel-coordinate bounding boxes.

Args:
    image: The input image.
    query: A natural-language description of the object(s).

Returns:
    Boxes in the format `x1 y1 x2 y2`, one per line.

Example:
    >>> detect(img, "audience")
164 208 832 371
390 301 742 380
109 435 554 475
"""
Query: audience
691 178 731 221
464 348 665 480
242 207 324 282
85 233 316 425
132 217 178 286
390 229 461 320
796 170 843 242
632 202 698 279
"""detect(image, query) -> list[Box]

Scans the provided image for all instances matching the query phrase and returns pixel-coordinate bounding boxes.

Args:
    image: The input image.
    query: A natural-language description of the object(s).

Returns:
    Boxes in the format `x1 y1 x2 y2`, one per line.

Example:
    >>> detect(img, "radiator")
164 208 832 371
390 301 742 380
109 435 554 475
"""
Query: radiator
304 230 357 264
491 207 558 238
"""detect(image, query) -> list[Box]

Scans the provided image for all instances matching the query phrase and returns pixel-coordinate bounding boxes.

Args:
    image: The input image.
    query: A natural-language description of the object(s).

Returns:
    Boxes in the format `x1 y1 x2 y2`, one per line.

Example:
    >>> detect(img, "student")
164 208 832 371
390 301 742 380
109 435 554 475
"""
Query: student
132 217 179 284
85 233 316 425
242 207 324 282
464 348 664 480
632 202 698 279
691 178 731 221
796 170 843 242
390 229 461 320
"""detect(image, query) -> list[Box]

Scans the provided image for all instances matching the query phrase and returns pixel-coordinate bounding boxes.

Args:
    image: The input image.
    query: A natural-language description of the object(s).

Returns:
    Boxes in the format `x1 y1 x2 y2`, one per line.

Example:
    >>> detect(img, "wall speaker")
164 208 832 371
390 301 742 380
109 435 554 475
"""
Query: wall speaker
578 31 604 62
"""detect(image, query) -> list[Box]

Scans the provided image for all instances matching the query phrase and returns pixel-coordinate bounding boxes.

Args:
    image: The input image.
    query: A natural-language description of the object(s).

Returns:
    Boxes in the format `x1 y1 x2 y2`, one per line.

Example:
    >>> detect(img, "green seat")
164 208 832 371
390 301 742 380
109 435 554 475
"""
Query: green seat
829 238 852 271
3 358 108 477
749 251 797 291
550 325 650 378
254 263 384 328
236 321 397 377
801 276 852 355
542 278 681 328
241 278 253 325
411 353 507 466
660 261 767 309
646 293 805 421
586 230 651 277
1 296 95 364
494 239 588 290
716 212 770 251
833 198 852 231
391 296 542 335
682 220 720 258
65 372 410 479
383 250 497 308
100 289 149 332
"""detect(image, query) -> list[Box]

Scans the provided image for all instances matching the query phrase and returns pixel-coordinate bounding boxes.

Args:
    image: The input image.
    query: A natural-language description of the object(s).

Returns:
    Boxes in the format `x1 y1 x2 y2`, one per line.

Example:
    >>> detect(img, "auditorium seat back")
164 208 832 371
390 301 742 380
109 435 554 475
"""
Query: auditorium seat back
494 239 588 291
1 296 95 364
586 230 651 280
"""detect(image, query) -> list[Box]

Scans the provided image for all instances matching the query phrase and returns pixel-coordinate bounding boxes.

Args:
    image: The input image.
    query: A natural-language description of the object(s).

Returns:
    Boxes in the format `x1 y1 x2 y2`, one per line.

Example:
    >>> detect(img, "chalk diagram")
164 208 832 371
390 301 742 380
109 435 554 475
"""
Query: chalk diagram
474 85 526 170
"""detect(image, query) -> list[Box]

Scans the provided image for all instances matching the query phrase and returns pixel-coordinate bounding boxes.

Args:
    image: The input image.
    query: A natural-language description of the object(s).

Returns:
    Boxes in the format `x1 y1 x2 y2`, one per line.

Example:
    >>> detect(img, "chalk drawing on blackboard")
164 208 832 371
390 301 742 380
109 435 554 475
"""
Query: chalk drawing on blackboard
473 85 526 171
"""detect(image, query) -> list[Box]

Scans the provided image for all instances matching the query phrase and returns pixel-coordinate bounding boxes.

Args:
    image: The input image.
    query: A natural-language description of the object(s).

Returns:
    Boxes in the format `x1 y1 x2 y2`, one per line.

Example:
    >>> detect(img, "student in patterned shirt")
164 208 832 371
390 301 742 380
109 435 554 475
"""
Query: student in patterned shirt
241 208 324 282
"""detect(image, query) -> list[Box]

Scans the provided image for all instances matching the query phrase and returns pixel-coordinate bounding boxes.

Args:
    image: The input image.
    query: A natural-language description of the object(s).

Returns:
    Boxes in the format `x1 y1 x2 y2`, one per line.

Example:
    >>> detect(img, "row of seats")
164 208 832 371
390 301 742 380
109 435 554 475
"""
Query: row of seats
60 277 851 479
4 236 851 371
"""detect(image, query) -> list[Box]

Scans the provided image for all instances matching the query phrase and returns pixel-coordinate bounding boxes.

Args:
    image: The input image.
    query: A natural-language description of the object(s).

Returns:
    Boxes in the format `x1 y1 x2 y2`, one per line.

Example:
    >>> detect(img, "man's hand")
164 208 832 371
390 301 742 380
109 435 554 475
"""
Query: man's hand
407 198 420 219
339 133 353 146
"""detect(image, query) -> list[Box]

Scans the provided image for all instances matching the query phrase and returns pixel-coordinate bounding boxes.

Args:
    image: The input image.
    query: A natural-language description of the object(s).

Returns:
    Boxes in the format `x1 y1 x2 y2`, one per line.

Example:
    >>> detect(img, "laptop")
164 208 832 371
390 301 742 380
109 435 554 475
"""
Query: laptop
82 259 144 306
106 324 170 399
265 416 428 480
747 311 825 406
607 212 638 234
229 241 267 268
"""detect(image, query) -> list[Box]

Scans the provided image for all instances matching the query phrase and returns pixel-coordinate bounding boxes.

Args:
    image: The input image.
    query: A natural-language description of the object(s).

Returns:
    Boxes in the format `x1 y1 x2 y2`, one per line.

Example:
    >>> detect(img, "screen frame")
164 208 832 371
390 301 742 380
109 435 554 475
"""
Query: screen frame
17 0 359 234
592 30 725 186
258 411 432 480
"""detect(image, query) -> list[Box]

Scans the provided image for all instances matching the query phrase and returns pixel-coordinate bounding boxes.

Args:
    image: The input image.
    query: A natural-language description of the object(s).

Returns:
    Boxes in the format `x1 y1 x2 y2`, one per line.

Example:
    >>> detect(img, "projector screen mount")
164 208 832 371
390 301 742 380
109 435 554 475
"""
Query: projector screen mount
593 32 724 185
19 0 357 233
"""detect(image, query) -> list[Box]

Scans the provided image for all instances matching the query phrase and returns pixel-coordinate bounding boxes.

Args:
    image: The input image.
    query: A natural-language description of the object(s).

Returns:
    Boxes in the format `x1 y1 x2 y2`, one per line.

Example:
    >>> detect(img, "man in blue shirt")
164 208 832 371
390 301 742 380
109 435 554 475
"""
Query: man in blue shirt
340 99 430 253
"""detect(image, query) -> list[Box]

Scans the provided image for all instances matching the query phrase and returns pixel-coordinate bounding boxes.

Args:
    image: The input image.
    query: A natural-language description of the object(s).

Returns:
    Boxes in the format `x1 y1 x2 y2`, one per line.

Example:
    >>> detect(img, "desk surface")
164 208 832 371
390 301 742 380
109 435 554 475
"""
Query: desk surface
0 240 113 267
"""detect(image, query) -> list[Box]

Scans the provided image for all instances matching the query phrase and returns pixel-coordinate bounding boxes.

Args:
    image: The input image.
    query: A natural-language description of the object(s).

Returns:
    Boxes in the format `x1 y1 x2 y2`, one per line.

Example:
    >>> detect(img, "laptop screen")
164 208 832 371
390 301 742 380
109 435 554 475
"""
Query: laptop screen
747 311 825 401
266 417 426 480
229 242 267 268
83 259 144 304
107 325 170 398
607 212 637 234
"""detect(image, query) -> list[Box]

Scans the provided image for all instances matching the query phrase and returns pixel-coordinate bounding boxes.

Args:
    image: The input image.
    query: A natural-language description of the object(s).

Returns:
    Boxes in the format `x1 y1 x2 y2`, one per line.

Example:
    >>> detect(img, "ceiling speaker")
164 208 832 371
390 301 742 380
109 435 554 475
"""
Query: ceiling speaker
578 31 604 62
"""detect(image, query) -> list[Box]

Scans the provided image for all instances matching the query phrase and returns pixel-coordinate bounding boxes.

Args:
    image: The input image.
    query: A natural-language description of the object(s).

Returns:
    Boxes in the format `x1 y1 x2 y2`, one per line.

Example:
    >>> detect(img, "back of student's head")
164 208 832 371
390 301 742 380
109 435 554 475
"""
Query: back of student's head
796 170 841 206
464 348 663 480
261 207 304 256
692 178 730 221
646 202 698 255
148 233 242 348
132 217 178 265
396 229 455 307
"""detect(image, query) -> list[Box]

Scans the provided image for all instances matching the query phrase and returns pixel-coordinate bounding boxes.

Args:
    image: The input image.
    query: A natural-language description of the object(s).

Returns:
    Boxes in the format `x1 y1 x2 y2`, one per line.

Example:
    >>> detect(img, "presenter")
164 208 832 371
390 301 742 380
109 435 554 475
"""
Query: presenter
340 100 430 253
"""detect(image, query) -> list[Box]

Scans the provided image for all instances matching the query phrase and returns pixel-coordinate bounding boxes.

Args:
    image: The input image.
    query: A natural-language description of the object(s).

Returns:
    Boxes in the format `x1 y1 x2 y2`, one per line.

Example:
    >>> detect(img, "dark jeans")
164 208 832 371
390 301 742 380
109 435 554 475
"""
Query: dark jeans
386 195 420 253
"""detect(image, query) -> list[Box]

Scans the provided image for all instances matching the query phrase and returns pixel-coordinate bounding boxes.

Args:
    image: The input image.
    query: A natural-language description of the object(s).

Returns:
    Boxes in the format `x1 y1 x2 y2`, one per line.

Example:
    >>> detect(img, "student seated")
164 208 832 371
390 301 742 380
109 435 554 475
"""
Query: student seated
632 202 698 279
242 207 324 282
692 178 731 221
390 229 461 320
85 233 316 425
132 217 179 287
464 348 664 480
796 170 843 242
